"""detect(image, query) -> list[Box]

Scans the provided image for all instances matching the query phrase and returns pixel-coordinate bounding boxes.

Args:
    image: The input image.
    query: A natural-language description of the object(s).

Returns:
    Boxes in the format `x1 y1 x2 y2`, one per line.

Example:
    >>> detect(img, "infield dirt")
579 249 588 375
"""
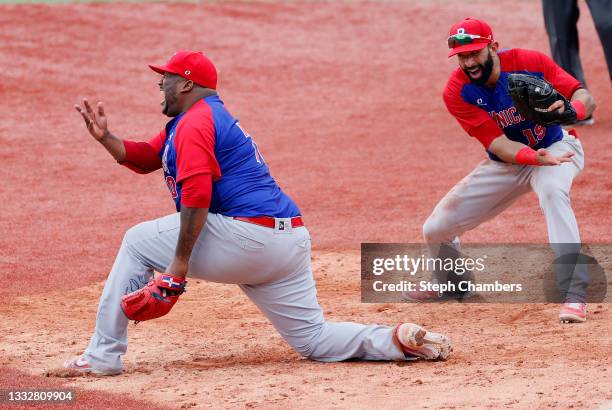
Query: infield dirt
2 1 611 408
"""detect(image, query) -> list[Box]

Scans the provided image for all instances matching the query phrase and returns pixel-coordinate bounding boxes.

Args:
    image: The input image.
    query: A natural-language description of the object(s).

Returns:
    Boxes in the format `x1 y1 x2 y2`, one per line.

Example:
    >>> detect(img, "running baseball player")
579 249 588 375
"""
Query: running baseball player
64 50 451 375
405 18 596 323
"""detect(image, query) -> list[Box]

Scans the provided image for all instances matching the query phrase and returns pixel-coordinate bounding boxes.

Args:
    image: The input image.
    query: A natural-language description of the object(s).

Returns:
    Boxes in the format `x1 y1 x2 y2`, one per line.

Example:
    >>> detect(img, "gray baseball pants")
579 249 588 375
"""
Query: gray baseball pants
84 213 404 374
423 132 588 302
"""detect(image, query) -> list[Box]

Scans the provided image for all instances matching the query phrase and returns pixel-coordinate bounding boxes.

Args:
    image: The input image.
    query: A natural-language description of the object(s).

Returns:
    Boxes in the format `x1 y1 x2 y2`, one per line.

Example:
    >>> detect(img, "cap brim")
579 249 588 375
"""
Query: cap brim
148 63 178 75
448 42 488 57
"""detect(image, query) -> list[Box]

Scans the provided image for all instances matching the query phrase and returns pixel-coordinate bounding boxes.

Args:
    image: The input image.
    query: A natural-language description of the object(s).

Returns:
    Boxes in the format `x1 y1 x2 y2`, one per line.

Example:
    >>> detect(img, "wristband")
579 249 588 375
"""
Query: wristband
515 147 539 165
571 100 586 121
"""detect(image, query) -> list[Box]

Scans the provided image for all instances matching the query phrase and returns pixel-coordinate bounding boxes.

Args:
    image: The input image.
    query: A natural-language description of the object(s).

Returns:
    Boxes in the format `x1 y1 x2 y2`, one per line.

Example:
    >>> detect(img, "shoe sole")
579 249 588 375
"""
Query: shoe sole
422 329 452 360
63 358 121 376
396 323 452 361
63 367 122 376
559 314 586 323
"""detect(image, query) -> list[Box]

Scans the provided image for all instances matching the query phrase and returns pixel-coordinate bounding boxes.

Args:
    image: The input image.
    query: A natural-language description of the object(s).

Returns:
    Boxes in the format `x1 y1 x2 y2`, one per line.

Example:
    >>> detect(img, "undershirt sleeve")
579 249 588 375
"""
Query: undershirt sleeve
180 173 212 208
120 131 164 174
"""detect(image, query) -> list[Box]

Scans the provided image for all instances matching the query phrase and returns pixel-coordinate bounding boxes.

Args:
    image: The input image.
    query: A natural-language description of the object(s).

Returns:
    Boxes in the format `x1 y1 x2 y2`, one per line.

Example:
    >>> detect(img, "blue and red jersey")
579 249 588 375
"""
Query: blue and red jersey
122 95 300 217
443 48 582 161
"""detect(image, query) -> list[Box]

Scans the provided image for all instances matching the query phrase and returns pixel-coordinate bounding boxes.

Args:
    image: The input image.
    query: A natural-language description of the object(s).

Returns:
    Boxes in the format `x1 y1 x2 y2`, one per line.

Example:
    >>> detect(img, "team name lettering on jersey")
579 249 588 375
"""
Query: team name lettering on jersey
488 107 525 129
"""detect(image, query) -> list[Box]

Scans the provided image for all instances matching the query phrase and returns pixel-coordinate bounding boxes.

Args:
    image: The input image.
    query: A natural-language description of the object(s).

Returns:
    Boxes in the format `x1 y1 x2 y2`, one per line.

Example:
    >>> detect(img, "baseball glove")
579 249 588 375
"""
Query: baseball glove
507 73 577 126
120 273 186 322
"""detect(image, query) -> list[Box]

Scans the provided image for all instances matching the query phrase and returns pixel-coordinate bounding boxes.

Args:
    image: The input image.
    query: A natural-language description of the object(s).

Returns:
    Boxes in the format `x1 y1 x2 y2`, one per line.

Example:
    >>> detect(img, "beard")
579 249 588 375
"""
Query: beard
463 48 494 86
161 92 179 117
160 76 182 117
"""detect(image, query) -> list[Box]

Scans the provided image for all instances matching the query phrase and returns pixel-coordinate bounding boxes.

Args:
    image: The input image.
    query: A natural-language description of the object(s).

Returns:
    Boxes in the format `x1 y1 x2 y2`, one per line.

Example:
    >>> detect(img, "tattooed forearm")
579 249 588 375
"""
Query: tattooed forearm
175 206 208 263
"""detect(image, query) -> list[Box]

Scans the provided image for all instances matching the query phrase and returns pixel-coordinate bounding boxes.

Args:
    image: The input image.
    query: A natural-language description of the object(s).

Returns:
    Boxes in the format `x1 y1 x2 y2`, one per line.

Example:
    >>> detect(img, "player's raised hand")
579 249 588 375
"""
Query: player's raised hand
74 98 108 141
536 148 574 166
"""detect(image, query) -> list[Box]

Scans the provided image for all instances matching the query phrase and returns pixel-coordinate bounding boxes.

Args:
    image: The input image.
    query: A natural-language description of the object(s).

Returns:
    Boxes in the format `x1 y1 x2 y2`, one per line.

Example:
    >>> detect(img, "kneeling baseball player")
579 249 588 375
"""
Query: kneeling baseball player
407 18 596 324
64 51 451 375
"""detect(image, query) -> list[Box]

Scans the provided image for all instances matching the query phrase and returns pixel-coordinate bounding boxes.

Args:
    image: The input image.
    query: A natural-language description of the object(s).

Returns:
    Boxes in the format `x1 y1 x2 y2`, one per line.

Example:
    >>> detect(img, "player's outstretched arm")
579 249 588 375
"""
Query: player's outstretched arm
74 98 126 162
488 135 574 166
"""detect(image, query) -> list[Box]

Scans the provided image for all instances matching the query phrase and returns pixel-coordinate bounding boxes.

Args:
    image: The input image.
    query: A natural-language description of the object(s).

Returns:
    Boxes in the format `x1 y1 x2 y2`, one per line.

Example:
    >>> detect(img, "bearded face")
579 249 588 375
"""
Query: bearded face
460 46 495 86
159 74 185 117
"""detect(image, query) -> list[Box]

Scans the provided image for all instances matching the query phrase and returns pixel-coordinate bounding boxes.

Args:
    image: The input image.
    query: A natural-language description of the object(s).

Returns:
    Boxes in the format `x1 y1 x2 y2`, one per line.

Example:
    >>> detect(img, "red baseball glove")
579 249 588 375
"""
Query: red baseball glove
120 274 187 322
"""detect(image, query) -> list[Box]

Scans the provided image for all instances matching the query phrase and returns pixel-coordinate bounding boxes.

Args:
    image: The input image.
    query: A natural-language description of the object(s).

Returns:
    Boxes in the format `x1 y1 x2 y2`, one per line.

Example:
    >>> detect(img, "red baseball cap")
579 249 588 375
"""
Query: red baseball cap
149 50 217 89
447 18 493 57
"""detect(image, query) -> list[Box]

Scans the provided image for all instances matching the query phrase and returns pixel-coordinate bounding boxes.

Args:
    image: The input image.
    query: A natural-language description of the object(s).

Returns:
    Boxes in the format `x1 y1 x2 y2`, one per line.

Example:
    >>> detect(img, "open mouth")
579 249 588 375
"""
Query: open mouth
467 66 482 79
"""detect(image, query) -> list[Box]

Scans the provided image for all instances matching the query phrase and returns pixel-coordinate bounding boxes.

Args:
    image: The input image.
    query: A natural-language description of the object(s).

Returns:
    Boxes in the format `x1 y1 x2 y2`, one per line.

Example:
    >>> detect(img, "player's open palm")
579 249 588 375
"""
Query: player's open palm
536 148 574 166
75 98 108 141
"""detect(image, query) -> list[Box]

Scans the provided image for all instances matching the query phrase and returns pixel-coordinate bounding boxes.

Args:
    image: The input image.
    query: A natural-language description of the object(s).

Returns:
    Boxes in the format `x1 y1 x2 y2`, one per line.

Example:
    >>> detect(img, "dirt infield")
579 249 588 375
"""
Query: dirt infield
3 252 612 409
1 0 611 408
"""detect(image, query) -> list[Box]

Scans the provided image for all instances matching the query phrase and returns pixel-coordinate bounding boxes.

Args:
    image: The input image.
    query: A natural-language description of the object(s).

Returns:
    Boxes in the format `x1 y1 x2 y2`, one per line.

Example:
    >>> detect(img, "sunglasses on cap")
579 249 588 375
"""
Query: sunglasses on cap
447 33 491 49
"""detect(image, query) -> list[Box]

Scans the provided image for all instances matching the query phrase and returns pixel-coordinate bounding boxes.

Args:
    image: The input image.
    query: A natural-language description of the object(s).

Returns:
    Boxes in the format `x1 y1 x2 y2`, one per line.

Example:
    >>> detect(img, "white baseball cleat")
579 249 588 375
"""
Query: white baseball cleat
394 323 452 360
63 356 122 376
559 302 587 323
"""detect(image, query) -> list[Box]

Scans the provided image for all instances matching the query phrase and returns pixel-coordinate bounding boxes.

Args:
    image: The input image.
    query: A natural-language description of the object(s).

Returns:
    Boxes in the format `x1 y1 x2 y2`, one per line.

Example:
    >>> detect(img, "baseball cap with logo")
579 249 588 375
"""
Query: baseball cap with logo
149 50 217 89
447 18 493 58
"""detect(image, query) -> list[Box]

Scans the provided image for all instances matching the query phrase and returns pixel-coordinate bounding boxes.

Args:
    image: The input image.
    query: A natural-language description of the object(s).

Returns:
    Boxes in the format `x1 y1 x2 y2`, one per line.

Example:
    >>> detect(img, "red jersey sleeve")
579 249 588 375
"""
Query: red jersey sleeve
181 173 212 208
443 71 503 148
146 130 165 152
120 131 165 174
510 49 582 98
174 107 221 183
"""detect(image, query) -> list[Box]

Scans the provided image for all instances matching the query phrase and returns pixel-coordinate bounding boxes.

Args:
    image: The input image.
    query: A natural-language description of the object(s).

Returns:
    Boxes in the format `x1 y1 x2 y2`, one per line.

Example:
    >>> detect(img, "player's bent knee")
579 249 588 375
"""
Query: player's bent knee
537 186 570 206
123 224 143 245
291 343 316 359
422 218 436 242
282 324 329 360
423 214 454 243
123 220 156 247
292 343 332 361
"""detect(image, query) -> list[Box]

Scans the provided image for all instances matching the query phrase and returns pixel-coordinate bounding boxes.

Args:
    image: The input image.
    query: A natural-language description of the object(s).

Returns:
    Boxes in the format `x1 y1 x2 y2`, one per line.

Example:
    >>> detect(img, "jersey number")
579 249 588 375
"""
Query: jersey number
166 176 178 199
236 122 266 165
522 125 545 147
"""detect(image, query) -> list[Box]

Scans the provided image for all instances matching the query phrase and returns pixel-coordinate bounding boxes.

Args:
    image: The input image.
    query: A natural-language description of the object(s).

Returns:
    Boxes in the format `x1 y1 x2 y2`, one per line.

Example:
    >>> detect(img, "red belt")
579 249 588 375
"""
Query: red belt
233 216 304 229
